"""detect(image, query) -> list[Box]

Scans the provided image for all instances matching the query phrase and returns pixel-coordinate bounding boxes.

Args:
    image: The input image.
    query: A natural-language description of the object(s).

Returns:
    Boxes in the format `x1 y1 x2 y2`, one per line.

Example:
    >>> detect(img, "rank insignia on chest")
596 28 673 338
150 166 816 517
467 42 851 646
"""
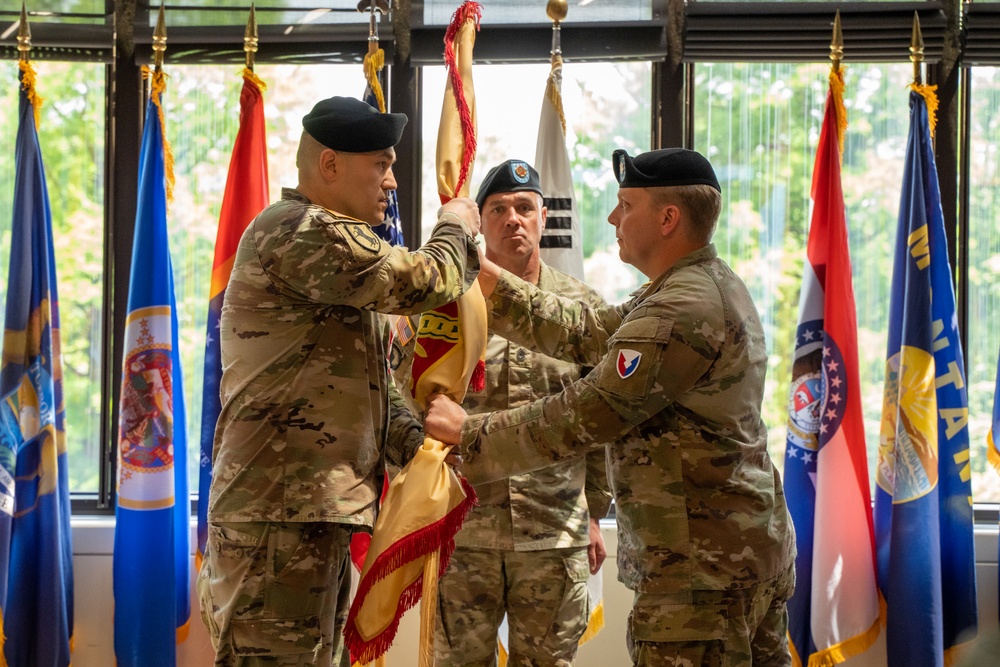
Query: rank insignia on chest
616 349 642 379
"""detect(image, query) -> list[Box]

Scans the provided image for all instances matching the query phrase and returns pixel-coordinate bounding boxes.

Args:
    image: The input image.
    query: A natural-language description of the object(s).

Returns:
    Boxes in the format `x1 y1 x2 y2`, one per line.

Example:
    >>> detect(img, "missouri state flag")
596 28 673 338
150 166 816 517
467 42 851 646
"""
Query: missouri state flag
874 84 978 667
196 68 268 569
782 67 882 667
113 66 190 667
0 58 74 667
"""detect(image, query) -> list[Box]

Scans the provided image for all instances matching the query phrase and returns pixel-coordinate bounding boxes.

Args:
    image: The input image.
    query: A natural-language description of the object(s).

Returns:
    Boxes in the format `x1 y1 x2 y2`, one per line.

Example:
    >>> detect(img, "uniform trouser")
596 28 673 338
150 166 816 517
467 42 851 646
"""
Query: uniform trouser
197 521 353 667
434 545 592 667
625 562 796 667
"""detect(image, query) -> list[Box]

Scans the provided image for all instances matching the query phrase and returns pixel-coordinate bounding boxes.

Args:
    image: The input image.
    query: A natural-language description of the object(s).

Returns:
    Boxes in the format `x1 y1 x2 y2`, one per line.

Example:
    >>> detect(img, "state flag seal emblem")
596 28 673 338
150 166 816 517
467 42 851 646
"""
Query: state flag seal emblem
616 349 642 379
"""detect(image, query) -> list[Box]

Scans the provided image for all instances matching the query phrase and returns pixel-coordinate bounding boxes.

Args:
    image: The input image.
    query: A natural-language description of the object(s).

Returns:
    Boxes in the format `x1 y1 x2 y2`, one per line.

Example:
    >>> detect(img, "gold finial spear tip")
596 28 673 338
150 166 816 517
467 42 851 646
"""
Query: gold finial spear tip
152 3 168 69
17 1 31 61
909 11 924 83
546 0 568 24
829 10 843 70
244 4 259 69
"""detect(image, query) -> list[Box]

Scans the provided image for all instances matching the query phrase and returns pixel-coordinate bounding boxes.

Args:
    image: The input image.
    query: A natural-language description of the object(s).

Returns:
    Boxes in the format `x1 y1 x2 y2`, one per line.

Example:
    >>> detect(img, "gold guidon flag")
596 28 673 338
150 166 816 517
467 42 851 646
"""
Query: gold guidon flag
343 290 485 664
344 7 485 663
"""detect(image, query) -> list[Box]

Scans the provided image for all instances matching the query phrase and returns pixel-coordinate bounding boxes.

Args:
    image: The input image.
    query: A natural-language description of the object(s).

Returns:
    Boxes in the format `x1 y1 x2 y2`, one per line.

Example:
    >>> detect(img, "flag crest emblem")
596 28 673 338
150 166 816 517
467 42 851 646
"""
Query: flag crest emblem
617 154 626 182
510 161 530 183
616 349 641 379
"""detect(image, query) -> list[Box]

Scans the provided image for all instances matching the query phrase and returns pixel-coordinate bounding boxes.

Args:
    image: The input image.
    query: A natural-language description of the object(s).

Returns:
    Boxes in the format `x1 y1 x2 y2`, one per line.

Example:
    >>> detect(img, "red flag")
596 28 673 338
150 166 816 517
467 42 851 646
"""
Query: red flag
783 68 882 666
196 70 269 570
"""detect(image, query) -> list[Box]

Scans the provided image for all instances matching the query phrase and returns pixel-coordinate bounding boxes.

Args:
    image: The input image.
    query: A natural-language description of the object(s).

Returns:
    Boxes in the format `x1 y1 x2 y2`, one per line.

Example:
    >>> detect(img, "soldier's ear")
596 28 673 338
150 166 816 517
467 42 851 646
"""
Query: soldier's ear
659 203 681 238
318 148 339 183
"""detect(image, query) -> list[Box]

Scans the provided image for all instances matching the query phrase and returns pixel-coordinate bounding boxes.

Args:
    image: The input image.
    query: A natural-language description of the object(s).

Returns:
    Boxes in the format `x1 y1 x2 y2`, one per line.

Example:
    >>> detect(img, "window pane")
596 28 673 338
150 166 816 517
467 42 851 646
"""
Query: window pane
420 61 652 303
694 62 910 487
967 66 1000 503
0 61 105 493
166 63 361 490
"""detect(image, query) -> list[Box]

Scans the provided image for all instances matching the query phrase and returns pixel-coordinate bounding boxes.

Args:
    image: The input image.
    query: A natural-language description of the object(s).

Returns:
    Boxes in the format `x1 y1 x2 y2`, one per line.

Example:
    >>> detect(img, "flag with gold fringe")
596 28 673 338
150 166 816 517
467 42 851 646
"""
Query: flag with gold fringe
196 68 268 571
0 58 74 667
113 64 190 667
783 66 882 667
874 83 977 667
343 5 484 665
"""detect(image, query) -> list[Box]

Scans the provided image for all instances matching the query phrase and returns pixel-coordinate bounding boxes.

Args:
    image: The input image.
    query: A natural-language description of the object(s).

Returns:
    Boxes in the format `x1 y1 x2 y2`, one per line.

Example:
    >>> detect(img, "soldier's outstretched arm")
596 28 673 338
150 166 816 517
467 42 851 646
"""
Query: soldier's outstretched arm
485 269 625 367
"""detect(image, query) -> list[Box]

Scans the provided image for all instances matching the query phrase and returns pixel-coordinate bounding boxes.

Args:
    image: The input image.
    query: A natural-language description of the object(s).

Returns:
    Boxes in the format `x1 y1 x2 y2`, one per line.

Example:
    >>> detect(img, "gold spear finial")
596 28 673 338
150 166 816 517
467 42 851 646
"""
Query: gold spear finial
17 1 31 62
910 11 924 85
830 10 843 72
357 0 389 55
152 3 167 71
244 4 259 70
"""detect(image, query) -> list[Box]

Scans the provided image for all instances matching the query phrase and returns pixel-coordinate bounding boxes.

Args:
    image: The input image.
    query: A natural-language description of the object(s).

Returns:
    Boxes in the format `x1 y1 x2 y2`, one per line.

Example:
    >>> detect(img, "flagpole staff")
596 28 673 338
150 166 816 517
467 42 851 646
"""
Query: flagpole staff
152 3 167 72
910 11 924 86
830 10 843 73
358 0 389 112
547 0 566 56
244 4 258 71
17 2 30 61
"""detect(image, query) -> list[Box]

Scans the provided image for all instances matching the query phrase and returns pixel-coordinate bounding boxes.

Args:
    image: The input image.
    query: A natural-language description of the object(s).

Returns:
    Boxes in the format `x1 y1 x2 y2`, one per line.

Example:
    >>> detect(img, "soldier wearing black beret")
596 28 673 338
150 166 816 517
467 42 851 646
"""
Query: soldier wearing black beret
200 95 484 664
407 159 612 666
424 146 797 667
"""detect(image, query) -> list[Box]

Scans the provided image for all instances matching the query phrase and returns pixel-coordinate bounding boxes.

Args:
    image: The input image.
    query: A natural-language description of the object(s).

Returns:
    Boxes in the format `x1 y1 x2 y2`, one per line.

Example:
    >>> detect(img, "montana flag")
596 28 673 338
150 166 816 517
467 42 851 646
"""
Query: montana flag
874 85 977 667
0 59 74 667
782 67 881 667
344 5 483 665
113 66 190 667
534 46 583 279
196 68 269 570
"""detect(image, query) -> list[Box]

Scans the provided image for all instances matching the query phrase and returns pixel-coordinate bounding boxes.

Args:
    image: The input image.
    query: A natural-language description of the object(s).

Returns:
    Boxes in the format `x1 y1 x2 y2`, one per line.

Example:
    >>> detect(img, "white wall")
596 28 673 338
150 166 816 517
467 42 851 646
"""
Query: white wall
69 519 999 667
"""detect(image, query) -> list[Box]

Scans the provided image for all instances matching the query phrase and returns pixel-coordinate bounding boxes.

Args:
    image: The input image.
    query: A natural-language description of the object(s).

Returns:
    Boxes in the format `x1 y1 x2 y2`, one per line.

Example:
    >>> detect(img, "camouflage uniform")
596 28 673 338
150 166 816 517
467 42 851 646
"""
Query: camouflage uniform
460 245 796 667
198 188 480 666
395 264 612 667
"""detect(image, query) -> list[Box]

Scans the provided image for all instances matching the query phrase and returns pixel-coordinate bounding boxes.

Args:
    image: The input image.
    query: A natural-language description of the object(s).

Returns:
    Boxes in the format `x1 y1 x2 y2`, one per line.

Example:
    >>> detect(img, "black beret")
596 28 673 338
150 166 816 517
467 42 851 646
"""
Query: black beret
612 148 721 192
302 96 407 152
475 159 543 210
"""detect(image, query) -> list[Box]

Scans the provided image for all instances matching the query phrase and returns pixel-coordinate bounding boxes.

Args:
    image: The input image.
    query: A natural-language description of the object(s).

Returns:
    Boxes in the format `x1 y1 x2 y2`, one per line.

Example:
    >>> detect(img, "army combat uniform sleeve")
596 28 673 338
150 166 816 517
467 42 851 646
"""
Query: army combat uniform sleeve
584 448 613 521
384 374 425 468
487 269 627 368
462 277 721 486
259 203 479 313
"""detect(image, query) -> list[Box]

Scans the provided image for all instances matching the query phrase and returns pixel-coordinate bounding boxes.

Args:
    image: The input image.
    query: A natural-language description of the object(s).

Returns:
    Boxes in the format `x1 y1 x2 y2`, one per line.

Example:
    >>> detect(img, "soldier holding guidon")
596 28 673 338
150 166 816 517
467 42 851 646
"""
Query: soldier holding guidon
425 148 797 667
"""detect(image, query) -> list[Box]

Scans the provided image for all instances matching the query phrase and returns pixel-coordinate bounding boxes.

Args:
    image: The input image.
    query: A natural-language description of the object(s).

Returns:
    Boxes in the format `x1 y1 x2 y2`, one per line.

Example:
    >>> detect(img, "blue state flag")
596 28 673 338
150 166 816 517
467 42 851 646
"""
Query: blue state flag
874 86 977 667
113 68 190 667
0 60 74 667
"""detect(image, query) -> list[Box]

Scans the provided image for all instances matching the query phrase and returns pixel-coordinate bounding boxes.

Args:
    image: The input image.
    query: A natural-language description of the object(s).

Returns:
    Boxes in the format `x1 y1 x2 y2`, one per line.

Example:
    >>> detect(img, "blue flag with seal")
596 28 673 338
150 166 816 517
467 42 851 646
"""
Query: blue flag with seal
874 85 977 667
113 66 190 666
0 59 74 667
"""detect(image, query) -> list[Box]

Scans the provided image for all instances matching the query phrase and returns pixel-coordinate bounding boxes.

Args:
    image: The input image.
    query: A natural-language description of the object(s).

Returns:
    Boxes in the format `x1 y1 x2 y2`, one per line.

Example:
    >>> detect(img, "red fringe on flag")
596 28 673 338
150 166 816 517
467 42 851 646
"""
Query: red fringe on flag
343 478 478 665
442 1 482 198
470 358 486 394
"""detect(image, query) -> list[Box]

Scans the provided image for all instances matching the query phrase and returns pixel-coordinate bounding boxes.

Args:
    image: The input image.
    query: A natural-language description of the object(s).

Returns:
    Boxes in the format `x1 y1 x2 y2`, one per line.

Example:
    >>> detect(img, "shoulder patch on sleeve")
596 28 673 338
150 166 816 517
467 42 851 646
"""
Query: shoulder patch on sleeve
343 222 385 255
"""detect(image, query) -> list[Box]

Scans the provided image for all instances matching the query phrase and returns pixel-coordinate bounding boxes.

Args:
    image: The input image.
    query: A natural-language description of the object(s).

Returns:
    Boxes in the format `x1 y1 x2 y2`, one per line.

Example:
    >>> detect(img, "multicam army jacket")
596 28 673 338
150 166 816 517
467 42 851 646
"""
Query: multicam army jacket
395 264 613 551
461 244 795 593
209 188 480 528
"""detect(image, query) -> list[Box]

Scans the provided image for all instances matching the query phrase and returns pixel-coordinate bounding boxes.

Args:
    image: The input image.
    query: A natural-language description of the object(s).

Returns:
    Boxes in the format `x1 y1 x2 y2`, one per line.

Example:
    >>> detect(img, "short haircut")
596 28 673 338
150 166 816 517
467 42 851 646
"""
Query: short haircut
649 184 722 243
